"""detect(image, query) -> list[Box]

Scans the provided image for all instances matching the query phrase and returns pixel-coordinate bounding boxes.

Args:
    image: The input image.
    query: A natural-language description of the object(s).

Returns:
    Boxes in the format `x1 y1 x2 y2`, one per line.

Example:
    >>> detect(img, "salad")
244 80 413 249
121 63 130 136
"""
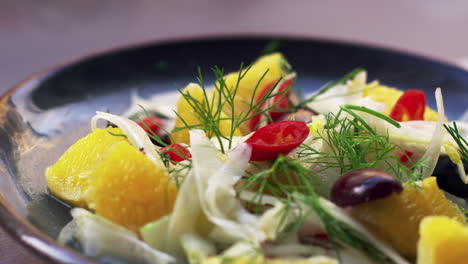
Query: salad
45 52 468 264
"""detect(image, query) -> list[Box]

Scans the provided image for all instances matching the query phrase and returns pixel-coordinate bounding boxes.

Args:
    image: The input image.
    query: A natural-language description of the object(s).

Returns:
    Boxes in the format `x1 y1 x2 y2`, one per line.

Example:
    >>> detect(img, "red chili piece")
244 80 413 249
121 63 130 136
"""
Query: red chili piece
248 79 294 131
245 120 309 161
161 144 192 162
400 150 414 163
137 116 164 135
389 89 427 122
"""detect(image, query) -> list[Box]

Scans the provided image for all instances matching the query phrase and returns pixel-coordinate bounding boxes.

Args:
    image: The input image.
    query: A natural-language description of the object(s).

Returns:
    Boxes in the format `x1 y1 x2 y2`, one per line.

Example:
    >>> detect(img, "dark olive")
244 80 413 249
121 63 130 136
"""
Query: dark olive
433 155 468 198
331 168 403 207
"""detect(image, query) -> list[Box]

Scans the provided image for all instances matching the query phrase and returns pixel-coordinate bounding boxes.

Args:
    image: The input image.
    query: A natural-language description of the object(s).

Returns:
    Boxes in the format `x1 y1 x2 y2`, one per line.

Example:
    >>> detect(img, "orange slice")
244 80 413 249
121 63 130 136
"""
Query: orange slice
219 53 290 134
46 127 126 207
417 216 468 264
350 177 465 258
171 83 241 144
84 140 177 232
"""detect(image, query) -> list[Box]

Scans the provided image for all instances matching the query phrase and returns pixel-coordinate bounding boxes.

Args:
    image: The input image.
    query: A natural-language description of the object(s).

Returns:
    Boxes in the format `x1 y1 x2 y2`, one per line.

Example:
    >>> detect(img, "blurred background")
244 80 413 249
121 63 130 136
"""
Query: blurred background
1 0 468 262
2 0 468 91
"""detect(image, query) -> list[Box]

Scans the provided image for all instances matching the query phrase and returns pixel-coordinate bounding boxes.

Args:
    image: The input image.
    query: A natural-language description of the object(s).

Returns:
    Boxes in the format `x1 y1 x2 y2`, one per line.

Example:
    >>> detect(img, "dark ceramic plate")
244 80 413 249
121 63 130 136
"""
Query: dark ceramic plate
1 36 468 263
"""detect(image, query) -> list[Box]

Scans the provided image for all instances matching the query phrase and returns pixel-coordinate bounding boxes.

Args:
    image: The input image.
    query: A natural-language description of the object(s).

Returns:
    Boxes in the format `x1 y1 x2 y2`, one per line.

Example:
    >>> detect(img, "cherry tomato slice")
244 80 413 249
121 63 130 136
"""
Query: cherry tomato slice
161 144 192 162
248 79 294 131
389 89 426 122
245 120 309 161
269 79 294 121
137 116 164 135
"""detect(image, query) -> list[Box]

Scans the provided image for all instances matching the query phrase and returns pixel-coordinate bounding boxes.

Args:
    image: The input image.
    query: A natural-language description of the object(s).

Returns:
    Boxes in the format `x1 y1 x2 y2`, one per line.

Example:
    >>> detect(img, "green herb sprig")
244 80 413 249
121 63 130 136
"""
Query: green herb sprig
239 156 391 262
131 106 193 188
172 64 290 153
297 107 404 181
445 121 468 161
294 192 391 263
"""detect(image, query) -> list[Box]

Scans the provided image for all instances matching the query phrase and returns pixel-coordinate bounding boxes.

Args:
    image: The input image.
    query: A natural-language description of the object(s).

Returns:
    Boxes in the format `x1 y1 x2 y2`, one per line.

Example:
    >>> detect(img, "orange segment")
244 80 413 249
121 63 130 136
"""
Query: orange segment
220 53 290 134
417 216 468 264
172 53 290 141
171 83 241 144
222 52 288 101
84 140 177 232
363 84 438 121
171 83 205 144
350 177 465 258
45 127 126 207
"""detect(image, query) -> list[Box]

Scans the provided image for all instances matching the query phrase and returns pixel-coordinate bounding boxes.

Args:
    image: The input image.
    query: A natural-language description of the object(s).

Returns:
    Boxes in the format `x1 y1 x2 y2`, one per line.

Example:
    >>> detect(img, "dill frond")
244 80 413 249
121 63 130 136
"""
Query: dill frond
135 105 171 147
298 110 404 179
445 121 468 161
130 105 193 188
239 156 390 262
174 63 293 152
341 104 401 129
294 192 391 263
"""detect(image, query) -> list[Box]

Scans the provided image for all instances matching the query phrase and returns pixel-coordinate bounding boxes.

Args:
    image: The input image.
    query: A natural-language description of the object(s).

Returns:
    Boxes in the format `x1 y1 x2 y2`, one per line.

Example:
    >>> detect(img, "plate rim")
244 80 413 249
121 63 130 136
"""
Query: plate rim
3 32 468 102
1 33 467 263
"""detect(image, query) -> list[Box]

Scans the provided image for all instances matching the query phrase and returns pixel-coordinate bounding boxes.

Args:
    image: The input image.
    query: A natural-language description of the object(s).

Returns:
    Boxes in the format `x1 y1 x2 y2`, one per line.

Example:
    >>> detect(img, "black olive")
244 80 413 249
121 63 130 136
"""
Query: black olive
433 155 468 198
331 168 403 207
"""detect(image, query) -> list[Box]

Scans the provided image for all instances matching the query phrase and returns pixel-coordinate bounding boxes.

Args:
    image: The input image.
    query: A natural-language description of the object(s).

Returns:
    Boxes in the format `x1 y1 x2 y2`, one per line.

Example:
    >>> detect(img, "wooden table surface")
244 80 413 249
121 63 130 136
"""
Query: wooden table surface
1 0 468 263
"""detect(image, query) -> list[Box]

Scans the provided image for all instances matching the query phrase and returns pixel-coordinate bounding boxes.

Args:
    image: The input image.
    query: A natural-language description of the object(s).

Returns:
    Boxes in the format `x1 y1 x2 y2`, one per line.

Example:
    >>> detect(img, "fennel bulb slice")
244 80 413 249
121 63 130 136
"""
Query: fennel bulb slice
58 208 175 264
91 111 165 169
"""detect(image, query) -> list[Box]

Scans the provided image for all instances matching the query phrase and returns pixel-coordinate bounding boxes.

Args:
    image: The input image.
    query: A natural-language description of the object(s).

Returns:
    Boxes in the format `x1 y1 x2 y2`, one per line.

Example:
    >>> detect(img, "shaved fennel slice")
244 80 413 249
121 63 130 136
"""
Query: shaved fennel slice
238 190 279 207
242 191 404 263
257 201 297 241
418 88 446 178
160 130 255 259
306 83 348 114
181 233 217 264
457 154 468 184
163 169 204 260
190 130 261 245
307 71 382 115
220 241 260 258
59 208 175 264
140 215 170 253
238 192 303 242
121 90 179 119
344 71 367 105
263 240 370 264
91 111 165 168
318 199 409 264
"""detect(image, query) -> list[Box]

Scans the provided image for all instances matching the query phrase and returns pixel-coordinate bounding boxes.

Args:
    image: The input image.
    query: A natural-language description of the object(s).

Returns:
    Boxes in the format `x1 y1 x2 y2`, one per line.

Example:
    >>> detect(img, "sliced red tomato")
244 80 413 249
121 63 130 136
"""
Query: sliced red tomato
245 120 309 161
161 144 192 162
389 89 426 122
248 79 294 131
137 116 164 135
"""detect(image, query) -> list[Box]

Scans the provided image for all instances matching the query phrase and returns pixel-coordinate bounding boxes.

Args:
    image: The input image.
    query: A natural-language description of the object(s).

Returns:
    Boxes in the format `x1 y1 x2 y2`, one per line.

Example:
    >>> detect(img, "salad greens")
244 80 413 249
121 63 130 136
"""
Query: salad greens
53 53 468 264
